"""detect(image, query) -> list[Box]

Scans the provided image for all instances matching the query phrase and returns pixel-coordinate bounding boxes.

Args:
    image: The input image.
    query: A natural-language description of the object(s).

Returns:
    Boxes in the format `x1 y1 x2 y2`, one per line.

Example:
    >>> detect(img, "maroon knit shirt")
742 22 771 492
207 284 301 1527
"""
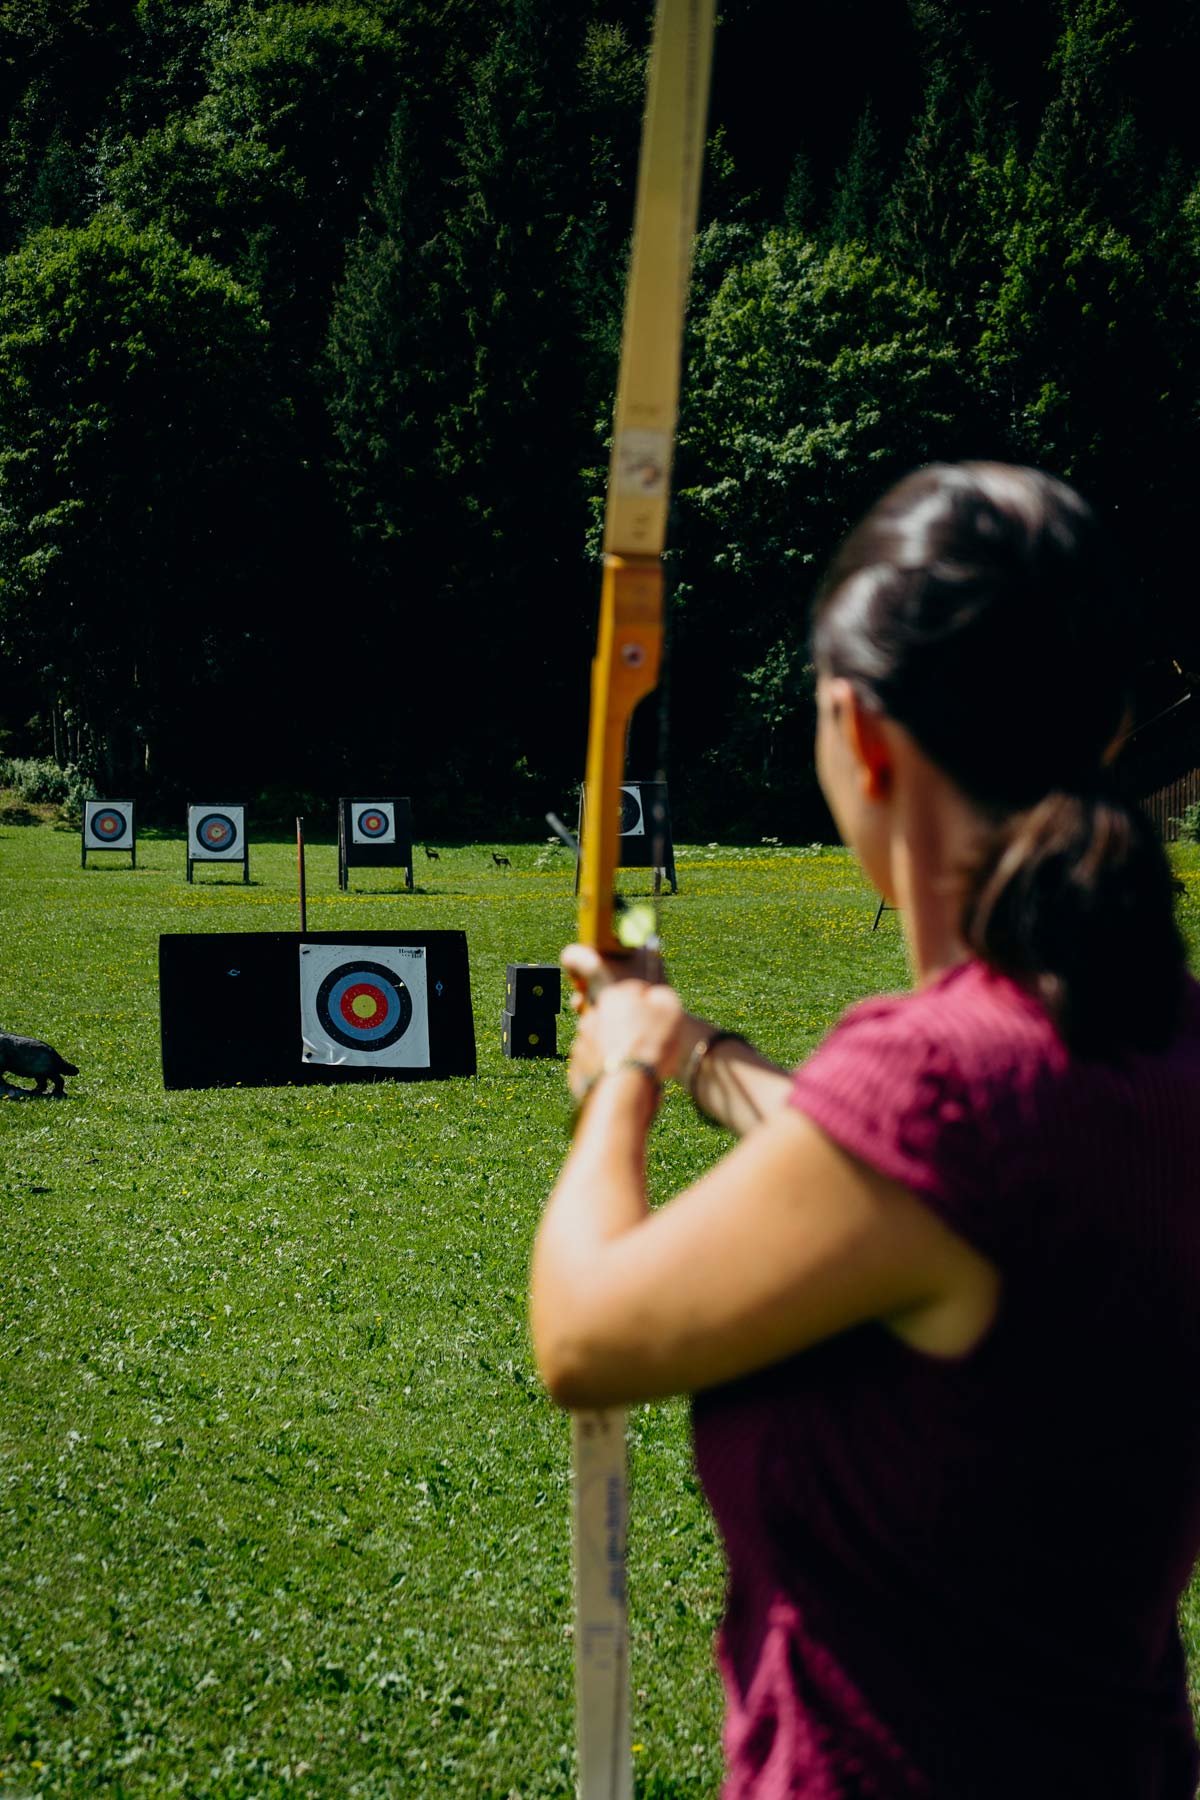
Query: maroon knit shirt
692 961 1200 1798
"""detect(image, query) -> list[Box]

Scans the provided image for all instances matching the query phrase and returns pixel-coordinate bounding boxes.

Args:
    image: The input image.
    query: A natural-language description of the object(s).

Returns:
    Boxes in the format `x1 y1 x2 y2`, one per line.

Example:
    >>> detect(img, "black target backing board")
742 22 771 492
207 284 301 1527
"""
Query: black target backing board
338 797 414 890
159 931 474 1089
575 779 677 890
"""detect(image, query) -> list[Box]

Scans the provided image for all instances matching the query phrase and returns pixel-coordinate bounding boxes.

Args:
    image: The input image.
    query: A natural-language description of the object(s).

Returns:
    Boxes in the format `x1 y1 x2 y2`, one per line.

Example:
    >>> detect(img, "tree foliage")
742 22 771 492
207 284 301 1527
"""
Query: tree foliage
0 0 1197 829
0 212 285 780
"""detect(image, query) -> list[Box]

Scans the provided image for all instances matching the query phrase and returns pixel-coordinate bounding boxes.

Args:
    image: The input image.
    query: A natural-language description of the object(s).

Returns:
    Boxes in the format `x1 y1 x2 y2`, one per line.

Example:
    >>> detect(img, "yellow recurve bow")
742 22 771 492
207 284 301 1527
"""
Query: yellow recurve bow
572 5 715 1796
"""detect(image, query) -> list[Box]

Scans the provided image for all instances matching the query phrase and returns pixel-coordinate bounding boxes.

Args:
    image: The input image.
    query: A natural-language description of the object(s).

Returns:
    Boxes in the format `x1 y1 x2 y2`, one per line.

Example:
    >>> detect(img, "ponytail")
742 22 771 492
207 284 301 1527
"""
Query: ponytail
962 783 1185 1057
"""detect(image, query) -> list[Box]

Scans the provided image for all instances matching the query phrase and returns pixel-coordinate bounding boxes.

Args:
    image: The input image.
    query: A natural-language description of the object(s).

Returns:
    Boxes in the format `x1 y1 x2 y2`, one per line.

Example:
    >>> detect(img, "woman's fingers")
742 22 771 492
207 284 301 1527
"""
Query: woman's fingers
561 942 667 1004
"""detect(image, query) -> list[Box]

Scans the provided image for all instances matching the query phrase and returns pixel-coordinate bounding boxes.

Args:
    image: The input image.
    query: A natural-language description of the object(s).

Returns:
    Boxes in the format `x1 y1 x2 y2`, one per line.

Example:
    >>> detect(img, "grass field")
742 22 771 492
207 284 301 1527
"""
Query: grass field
2 819 1199 1799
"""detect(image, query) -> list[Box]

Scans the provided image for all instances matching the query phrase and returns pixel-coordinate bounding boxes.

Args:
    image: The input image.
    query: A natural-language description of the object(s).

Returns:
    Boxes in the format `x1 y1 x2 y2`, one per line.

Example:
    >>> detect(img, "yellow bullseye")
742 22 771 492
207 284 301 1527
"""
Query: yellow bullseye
351 994 377 1020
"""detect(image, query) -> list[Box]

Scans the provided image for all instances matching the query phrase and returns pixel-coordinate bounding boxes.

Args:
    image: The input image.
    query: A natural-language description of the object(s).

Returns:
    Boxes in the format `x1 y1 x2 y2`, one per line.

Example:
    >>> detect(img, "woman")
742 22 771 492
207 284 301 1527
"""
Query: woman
530 463 1200 1798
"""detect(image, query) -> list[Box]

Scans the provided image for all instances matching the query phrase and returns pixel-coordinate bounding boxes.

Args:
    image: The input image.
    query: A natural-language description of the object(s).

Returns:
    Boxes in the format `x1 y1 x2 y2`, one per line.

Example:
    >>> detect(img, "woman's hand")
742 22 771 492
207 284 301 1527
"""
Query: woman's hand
561 944 685 1102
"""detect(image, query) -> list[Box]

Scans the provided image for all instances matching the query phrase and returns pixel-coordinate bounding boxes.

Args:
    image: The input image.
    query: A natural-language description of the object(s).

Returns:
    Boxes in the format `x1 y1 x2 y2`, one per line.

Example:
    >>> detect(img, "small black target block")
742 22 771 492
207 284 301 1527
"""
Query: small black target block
504 964 561 1016
501 1009 557 1059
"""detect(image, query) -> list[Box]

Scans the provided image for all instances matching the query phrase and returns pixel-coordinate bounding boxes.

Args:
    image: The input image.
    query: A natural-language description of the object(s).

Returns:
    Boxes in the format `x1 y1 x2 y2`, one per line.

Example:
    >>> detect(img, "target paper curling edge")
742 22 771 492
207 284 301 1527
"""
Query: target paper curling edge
351 802 397 846
188 804 245 860
84 801 134 849
299 943 431 1069
618 785 645 837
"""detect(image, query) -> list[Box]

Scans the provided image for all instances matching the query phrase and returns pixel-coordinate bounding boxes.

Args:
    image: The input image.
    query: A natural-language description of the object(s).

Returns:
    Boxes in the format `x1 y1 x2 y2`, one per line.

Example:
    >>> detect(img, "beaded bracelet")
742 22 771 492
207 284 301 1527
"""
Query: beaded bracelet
679 1028 749 1098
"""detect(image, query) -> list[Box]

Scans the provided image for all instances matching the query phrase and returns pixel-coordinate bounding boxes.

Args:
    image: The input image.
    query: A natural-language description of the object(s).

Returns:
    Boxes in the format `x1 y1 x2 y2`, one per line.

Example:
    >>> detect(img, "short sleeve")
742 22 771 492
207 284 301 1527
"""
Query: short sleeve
788 988 1041 1268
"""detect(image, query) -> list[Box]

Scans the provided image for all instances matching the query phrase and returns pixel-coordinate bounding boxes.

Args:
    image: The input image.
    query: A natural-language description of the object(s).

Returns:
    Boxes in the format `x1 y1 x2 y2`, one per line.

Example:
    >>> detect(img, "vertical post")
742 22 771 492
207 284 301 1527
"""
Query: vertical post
297 816 307 934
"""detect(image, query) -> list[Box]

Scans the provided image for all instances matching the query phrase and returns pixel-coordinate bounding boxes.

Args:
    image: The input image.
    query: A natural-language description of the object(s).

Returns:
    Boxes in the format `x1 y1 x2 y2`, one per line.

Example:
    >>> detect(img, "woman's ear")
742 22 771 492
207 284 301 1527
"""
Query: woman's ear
841 686 892 801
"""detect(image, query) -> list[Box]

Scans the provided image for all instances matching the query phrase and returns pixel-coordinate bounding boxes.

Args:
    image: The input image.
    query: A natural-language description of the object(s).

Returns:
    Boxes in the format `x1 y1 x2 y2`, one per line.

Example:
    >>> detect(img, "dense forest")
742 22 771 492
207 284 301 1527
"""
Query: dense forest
0 0 1197 835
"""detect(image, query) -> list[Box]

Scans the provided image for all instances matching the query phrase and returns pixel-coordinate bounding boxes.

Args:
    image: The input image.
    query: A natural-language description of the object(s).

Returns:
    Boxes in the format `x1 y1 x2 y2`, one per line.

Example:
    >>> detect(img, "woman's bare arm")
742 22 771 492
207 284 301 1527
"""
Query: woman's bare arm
530 1084 999 1409
671 1012 794 1134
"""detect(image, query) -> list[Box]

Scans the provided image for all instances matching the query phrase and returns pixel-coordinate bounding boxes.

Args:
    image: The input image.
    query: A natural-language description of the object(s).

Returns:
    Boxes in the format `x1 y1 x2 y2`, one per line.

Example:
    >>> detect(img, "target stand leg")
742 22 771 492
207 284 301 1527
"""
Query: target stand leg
872 896 889 931
187 858 193 885
131 844 136 870
243 850 250 886
406 858 414 892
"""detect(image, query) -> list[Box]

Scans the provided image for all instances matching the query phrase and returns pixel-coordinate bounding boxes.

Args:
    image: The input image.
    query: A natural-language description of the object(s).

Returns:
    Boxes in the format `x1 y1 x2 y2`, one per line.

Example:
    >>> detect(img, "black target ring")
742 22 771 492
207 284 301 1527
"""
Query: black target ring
196 811 239 852
618 788 642 835
90 807 128 843
315 960 413 1052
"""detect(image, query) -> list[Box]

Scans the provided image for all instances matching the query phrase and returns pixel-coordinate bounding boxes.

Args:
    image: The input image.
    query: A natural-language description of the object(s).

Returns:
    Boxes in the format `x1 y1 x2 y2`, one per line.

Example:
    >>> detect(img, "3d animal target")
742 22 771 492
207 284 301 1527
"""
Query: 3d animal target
187 804 249 882
338 796 414 890
158 931 474 1088
82 800 136 867
575 778 677 893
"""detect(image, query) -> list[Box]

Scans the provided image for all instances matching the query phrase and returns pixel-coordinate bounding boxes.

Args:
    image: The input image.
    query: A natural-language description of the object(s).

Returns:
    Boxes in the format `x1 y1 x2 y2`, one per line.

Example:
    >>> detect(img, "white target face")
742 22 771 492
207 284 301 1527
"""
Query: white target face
618 785 645 837
351 801 397 846
84 800 134 850
299 944 430 1069
188 804 245 860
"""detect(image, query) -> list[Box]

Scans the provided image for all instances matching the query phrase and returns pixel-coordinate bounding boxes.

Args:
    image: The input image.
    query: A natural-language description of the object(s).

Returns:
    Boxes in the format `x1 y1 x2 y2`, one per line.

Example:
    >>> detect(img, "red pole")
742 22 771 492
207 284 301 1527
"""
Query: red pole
296 816 307 933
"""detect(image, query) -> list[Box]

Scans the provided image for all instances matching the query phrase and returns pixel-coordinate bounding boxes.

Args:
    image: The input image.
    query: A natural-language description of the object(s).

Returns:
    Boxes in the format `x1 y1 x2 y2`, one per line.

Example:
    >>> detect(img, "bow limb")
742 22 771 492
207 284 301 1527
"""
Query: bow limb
570 7 714 1797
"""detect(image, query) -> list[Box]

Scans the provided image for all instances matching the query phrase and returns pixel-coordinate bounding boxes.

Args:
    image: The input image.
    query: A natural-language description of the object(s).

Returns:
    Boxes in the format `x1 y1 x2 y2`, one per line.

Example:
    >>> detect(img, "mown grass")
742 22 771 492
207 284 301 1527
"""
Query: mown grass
1 822 1198 1799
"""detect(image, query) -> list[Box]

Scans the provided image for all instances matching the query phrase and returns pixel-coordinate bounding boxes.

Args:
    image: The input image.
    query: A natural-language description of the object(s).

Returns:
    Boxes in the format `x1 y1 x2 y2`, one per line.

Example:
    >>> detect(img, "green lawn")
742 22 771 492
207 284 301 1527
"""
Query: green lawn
1 821 1198 1798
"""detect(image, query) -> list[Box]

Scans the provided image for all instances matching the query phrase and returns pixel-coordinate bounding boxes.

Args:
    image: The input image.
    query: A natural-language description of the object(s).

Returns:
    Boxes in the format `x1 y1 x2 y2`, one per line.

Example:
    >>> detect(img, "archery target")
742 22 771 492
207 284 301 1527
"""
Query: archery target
618 785 645 837
351 802 396 846
188 805 244 860
84 800 134 849
299 943 430 1069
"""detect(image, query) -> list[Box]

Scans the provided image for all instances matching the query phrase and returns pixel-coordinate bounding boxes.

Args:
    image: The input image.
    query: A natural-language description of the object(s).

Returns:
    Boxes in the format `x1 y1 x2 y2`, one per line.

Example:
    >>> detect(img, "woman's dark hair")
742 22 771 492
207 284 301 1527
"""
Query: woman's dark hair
812 461 1185 1056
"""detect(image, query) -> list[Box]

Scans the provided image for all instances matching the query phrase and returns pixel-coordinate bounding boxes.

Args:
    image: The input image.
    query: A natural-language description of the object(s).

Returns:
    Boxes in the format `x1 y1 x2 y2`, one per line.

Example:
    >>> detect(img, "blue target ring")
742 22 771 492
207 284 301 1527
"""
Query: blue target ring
355 807 391 840
91 807 128 843
196 811 238 852
316 961 412 1051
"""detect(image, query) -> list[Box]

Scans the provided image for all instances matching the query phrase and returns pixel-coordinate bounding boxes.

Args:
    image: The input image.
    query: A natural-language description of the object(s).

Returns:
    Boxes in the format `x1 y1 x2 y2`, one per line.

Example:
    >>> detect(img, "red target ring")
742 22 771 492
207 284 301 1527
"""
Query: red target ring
338 981 389 1032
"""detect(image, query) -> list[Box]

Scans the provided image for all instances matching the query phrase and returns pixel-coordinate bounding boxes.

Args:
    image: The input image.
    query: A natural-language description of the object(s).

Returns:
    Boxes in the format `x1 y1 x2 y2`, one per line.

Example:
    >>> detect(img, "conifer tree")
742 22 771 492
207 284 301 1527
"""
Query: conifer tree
825 104 883 246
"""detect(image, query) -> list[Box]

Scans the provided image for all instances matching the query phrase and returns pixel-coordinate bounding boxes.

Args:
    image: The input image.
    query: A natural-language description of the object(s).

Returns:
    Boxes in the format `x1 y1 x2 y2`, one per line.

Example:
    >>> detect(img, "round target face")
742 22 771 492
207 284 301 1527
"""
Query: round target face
315 960 413 1051
355 808 390 839
196 811 238 853
91 808 128 843
618 787 643 835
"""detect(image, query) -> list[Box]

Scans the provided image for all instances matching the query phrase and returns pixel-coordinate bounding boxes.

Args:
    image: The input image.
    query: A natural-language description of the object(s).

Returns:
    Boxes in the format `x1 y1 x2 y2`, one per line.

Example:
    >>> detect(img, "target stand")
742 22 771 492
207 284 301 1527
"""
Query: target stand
574 778 677 895
338 797 414 892
82 800 136 868
187 804 249 883
159 931 475 1089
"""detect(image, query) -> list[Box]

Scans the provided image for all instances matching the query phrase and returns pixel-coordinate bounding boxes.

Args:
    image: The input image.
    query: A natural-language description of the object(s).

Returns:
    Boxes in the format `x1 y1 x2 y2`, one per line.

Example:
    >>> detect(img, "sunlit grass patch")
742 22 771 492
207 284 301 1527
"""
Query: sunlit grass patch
1 825 1197 1794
